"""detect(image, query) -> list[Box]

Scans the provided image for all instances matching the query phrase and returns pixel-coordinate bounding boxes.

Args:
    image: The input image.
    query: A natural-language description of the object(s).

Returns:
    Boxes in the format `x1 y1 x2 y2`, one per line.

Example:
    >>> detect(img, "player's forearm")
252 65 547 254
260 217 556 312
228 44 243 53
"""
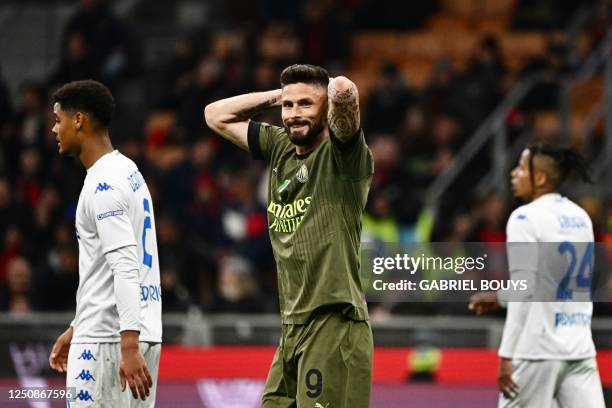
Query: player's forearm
327 76 360 142
106 245 142 333
204 89 281 132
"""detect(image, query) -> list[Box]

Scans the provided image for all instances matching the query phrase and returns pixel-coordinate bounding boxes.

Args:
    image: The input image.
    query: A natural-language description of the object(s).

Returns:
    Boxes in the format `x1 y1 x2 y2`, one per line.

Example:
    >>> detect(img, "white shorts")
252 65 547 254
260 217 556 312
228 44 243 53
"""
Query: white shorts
498 358 605 408
66 342 161 408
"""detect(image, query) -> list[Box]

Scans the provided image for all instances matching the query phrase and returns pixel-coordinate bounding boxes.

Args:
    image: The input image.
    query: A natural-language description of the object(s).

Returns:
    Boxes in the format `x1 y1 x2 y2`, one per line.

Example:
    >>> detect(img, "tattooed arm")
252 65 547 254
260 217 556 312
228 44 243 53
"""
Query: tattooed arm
327 76 360 143
204 89 282 151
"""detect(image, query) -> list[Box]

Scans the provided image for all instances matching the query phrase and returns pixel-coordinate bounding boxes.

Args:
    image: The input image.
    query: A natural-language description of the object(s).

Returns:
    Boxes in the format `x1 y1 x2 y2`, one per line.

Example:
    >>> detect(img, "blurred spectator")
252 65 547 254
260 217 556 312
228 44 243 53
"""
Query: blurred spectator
0 226 25 284
471 192 509 243
298 0 350 67
0 257 34 312
0 179 19 242
3 83 47 174
460 36 506 126
365 64 413 134
369 135 401 193
362 190 400 243
15 148 44 210
60 0 138 84
422 58 462 118
520 36 572 112
396 107 437 216
156 214 211 302
257 23 302 65
187 139 227 246
13 83 48 148
0 67 14 171
210 254 272 313
354 1 438 29
156 35 201 109
176 56 226 139
49 32 100 86
251 60 280 92
8 295 31 315
589 0 612 45
220 168 270 264
36 245 79 311
0 66 12 127
160 267 190 312
580 196 606 242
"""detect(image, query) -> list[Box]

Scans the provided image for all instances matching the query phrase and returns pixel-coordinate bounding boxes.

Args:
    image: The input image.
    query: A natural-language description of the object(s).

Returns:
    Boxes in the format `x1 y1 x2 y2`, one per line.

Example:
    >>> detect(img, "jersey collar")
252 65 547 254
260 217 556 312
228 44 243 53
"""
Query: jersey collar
534 192 563 203
86 150 118 173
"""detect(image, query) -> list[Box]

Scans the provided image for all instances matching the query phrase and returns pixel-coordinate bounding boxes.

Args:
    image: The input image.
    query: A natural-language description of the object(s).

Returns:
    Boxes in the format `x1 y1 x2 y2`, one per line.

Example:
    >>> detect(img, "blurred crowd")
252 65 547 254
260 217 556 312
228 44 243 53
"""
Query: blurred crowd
0 0 611 316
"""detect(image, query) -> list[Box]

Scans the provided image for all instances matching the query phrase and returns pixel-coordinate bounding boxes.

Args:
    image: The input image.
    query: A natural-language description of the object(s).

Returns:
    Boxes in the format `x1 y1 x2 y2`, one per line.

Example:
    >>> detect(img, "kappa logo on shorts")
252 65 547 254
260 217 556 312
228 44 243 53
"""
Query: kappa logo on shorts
75 369 96 381
76 390 94 401
77 349 96 361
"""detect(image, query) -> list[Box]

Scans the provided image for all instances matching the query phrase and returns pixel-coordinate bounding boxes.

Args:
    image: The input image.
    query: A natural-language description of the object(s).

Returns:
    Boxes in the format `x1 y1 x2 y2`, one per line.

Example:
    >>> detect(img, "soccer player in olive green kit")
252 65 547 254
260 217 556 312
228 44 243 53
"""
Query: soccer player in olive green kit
205 64 373 407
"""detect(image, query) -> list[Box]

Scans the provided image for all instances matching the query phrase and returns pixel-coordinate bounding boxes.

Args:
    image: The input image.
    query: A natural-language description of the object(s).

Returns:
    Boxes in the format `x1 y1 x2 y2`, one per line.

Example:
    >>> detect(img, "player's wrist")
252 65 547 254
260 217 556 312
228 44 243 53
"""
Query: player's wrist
120 330 140 352
266 89 282 107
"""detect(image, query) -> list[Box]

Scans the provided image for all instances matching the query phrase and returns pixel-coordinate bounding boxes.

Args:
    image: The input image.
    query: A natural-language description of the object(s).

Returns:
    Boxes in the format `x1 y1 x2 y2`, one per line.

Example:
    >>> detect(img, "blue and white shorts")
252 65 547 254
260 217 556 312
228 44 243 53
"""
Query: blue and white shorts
67 342 161 407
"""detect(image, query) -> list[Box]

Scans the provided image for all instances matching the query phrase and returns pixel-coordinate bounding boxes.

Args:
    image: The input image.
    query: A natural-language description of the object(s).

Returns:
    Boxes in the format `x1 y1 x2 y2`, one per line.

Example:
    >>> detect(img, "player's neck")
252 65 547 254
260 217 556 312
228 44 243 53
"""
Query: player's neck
531 188 557 201
295 128 327 156
80 133 114 169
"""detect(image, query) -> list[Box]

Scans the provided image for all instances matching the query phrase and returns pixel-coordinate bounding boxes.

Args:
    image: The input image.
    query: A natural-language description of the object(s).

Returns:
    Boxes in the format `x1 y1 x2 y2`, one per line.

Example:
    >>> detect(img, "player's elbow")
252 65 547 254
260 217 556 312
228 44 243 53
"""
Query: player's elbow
330 76 358 96
204 103 221 130
333 76 353 88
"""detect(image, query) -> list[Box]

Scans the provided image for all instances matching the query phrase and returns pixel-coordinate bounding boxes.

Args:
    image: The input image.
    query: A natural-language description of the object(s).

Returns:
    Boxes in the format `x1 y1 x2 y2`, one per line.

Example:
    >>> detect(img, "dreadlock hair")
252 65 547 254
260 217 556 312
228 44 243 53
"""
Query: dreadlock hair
526 143 592 192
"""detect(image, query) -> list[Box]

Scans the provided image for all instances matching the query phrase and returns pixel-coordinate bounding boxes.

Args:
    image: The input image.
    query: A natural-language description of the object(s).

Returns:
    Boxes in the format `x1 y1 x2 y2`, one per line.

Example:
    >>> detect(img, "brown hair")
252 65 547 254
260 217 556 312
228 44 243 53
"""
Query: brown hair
280 64 329 88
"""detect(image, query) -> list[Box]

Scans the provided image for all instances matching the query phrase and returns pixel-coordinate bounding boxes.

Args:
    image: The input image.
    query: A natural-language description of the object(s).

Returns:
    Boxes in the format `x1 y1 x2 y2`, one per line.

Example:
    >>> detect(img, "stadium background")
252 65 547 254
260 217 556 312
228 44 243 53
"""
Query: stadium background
0 0 611 406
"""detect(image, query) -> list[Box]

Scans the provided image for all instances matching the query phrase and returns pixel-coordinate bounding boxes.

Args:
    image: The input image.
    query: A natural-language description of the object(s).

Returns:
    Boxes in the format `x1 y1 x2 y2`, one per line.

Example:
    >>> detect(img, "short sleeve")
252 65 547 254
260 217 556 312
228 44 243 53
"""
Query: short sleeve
248 121 286 162
329 128 374 180
506 209 537 243
90 181 137 254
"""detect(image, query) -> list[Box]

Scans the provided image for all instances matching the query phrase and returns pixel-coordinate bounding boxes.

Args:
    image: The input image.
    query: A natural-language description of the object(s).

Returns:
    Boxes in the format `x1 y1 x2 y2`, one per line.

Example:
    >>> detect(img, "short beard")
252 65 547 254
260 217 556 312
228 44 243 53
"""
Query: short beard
286 121 325 147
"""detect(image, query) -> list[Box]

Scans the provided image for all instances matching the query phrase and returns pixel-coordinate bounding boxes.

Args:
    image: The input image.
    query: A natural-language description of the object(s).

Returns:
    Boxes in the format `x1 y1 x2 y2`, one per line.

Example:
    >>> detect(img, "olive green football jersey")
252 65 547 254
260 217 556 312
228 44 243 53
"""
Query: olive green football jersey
248 121 374 323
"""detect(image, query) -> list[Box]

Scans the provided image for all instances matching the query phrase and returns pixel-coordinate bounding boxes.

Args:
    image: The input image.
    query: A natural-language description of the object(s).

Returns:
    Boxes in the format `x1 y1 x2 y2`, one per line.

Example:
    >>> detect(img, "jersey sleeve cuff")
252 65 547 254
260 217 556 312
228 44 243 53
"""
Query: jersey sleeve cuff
119 327 141 333
248 120 264 160
329 128 361 151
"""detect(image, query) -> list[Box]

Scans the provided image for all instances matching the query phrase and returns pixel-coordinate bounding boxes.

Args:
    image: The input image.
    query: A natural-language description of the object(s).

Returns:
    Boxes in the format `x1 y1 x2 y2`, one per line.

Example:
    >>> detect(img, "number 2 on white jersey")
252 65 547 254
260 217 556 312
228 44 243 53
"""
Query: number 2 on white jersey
142 198 153 268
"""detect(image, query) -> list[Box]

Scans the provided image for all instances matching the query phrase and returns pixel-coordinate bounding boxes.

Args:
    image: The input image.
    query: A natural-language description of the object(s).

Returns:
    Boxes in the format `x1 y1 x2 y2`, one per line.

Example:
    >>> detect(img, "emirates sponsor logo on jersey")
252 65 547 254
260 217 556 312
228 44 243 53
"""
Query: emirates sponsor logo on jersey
267 196 312 233
296 164 309 183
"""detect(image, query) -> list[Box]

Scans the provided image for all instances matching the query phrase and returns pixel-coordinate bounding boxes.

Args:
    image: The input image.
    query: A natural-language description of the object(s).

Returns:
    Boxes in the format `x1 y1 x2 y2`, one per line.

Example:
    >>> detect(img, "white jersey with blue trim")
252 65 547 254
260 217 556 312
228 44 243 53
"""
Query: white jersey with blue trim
72 150 162 344
499 193 596 360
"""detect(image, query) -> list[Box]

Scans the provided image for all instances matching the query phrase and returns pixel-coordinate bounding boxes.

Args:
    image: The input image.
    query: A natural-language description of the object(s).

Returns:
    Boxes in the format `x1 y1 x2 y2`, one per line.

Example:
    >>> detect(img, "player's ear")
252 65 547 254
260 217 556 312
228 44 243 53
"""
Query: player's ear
74 111 84 131
533 169 548 189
